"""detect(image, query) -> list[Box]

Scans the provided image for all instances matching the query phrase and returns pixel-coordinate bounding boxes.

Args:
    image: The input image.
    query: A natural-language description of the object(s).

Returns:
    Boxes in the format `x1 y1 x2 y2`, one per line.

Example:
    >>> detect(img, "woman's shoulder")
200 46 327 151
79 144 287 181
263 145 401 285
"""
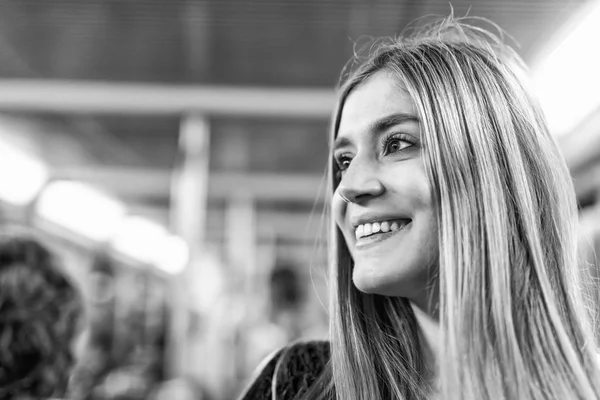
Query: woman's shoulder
281 339 331 372
238 339 331 400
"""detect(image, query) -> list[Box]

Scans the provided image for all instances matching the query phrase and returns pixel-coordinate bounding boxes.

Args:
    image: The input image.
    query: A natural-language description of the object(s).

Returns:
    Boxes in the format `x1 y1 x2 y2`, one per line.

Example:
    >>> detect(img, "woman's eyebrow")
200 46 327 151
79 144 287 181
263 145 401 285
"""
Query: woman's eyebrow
333 136 352 152
333 113 420 151
369 113 420 135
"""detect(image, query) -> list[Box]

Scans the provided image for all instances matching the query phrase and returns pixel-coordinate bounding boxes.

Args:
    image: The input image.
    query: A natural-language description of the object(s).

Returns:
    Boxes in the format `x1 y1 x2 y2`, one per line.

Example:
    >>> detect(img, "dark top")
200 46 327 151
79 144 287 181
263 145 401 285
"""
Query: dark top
239 340 331 400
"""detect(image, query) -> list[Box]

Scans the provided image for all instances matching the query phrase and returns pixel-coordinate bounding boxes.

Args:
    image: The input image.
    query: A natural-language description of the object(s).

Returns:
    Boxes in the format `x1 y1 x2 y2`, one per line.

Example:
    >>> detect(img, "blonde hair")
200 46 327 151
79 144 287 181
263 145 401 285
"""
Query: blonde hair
322 17 600 400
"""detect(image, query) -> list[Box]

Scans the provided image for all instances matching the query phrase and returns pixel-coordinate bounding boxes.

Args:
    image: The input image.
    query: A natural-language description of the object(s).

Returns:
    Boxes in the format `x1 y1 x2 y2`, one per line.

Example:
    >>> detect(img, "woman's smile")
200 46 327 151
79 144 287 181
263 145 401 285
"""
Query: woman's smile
352 218 412 249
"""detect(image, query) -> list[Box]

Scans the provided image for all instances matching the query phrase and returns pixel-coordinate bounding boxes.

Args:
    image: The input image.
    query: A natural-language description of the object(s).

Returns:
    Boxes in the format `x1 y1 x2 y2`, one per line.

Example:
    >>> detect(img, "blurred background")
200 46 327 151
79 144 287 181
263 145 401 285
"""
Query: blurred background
0 0 599 399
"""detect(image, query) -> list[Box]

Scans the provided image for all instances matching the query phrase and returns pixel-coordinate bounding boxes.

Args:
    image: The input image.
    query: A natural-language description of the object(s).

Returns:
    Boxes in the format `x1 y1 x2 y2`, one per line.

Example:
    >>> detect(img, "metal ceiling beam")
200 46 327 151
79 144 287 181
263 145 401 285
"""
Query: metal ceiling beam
125 204 327 244
0 79 335 117
52 167 328 202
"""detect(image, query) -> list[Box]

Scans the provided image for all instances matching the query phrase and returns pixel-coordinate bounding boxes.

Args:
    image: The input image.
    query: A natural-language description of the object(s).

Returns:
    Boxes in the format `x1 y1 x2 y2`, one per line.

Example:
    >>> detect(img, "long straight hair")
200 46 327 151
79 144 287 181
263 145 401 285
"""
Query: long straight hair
322 17 600 400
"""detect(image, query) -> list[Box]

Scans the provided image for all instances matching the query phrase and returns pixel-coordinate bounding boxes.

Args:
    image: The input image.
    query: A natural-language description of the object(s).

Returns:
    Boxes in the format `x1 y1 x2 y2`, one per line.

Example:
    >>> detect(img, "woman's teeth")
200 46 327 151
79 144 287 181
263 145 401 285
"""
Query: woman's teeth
355 220 409 239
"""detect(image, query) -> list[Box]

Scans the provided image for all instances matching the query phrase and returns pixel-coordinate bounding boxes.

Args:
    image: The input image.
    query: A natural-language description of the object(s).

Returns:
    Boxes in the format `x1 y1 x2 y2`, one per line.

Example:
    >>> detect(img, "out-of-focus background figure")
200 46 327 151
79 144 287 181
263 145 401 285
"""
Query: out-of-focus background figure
0 1 598 399
0 233 84 399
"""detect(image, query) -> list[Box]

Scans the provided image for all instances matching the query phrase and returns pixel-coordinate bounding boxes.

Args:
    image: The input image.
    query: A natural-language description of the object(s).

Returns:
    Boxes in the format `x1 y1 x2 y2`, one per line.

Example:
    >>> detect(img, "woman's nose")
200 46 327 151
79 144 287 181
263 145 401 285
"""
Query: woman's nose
337 162 384 204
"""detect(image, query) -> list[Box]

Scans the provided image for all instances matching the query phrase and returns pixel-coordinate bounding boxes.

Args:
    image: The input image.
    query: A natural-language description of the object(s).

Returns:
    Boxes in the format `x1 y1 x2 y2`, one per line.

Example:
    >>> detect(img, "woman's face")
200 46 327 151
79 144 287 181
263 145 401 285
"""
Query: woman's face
332 71 438 298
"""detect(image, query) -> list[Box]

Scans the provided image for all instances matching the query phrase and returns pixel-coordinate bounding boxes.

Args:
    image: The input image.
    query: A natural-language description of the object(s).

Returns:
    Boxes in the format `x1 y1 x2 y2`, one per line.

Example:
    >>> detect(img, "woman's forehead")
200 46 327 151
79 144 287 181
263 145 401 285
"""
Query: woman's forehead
337 72 417 139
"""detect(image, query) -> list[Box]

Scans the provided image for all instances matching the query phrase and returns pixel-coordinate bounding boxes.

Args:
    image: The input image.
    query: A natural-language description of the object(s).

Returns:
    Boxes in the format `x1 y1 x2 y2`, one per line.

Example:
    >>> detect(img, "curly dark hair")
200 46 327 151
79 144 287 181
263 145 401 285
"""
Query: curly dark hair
0 235 84 398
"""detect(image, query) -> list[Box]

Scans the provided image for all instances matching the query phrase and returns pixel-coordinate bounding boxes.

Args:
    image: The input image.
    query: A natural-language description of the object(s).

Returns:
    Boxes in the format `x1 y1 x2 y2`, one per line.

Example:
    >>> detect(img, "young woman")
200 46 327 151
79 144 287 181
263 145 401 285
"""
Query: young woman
240 17 600 400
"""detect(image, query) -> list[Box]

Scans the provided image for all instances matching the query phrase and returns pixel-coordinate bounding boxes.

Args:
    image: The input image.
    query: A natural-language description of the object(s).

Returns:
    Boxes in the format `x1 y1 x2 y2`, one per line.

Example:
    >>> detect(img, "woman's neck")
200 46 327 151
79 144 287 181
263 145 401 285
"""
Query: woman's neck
410 297 440 392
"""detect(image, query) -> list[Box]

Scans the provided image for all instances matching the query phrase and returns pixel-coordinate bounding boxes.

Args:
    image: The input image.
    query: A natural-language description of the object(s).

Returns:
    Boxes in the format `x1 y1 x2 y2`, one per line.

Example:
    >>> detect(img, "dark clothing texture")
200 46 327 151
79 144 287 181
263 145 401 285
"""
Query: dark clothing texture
239 340 331 400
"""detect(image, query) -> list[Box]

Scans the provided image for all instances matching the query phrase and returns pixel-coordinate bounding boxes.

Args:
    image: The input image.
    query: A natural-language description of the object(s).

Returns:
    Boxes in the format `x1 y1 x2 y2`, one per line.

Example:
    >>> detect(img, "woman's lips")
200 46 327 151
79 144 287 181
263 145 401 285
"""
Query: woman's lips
354 219 412 249
354 218 411 240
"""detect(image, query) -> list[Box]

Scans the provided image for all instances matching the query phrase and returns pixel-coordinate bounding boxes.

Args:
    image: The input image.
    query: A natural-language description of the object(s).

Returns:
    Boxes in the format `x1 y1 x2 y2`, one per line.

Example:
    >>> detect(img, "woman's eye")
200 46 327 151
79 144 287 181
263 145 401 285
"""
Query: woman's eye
335 155 352 171
383 135 413 155
388 139 402 153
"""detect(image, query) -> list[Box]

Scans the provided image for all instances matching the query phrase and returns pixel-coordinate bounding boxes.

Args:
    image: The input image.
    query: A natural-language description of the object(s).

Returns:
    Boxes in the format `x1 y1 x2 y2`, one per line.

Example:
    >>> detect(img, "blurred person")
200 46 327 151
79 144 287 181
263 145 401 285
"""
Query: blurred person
0 234 84 399
268 264 305 341
243 265 306 380
240 16 600 400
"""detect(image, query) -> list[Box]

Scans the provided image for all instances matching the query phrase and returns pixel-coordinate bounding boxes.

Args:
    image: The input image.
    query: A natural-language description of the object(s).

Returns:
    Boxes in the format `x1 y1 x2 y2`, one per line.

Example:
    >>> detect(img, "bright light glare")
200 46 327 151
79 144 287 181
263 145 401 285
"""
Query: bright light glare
0 140 48 205
36 181 126 242
112 216 168 264
112 216 189 274
155 235 189 275
532 1 600 136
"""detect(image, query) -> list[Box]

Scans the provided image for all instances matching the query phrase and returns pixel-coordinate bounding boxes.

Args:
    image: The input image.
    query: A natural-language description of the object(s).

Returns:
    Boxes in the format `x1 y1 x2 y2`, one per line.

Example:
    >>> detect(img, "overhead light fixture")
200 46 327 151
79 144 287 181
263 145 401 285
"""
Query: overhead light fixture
36 180 126 242
532 1 600 136
0 139 48 205
112 216 168 265
111 215 189 275
154 234 189 275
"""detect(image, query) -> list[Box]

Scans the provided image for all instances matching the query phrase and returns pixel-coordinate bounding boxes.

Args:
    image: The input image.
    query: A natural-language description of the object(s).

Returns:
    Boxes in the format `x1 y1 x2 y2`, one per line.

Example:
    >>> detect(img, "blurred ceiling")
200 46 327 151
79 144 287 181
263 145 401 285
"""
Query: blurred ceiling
0 0 588 85
0 0 594 248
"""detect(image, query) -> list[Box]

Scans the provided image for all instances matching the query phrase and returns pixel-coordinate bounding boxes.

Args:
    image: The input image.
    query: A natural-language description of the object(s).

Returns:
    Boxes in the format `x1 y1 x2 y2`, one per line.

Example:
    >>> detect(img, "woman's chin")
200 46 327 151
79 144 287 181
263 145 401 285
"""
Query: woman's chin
351 263 429 297
352 268 400 296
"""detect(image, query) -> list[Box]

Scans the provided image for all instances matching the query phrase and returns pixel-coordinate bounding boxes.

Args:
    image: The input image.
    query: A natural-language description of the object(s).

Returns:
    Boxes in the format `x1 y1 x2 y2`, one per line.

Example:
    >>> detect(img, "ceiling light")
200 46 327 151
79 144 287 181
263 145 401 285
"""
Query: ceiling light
36 181 126 242
532 1 600 136
111 216 189 275
154 234 189 275
0 139 48 205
